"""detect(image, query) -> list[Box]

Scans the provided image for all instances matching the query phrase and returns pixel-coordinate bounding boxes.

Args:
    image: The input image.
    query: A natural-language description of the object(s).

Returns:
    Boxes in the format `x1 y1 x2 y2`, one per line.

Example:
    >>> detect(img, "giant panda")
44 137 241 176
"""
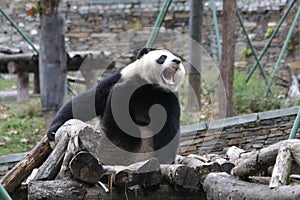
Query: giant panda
47 48 185 165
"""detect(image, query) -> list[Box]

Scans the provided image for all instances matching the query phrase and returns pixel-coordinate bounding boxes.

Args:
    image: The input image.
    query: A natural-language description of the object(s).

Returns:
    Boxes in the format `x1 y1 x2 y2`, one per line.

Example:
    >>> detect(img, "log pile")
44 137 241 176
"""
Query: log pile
3 119 300 199
26 120 233 199
204 139 300 199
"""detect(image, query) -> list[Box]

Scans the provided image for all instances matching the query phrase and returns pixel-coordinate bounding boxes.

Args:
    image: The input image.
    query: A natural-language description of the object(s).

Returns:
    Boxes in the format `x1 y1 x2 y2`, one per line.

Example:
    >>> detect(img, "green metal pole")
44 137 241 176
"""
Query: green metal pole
289 109 300 139
0 184 12 200
236 9 268 85
246 0 296 83
210 0 222 62
265 6 300 97
0 7 39 54
145 0 172 48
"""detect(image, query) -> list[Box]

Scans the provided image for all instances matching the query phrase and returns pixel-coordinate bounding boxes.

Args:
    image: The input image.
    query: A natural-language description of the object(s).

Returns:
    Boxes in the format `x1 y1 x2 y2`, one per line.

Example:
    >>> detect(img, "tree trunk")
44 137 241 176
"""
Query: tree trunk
39 0 66 128
219 0 237 117
187 0 203 110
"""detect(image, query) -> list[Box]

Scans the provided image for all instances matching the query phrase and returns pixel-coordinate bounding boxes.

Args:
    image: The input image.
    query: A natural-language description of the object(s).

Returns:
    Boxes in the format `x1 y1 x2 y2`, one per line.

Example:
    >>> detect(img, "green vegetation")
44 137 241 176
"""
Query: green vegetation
265 26 275 38
233 71 285 115
0 76 16 91
135 20 143 30
241 48 253 57
0 99 45 155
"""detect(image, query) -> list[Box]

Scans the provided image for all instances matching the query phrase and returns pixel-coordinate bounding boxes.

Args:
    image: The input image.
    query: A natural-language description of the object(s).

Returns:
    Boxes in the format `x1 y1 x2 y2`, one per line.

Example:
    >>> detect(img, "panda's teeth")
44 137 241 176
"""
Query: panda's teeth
162 67 176 85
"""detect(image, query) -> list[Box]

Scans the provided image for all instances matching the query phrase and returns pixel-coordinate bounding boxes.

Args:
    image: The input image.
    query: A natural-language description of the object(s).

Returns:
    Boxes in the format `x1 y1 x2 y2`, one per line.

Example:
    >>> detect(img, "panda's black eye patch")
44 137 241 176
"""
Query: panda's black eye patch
156 55 167 64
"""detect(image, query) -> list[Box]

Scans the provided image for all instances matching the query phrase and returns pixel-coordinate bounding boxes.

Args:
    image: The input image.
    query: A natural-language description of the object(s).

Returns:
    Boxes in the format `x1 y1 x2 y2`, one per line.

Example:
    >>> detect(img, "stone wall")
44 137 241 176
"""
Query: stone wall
179 106 300 155
1 0 299 73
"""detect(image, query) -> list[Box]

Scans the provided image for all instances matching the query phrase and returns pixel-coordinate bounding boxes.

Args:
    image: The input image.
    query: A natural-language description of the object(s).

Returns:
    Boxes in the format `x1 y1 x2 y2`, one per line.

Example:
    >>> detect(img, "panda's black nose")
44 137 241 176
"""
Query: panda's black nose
172 59 181 65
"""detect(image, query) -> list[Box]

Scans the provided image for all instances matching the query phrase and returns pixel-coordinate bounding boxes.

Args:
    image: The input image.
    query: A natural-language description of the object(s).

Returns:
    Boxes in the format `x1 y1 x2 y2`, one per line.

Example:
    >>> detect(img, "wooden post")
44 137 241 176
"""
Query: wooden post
34 71 40 94
39 0 66 128
16 71 29 103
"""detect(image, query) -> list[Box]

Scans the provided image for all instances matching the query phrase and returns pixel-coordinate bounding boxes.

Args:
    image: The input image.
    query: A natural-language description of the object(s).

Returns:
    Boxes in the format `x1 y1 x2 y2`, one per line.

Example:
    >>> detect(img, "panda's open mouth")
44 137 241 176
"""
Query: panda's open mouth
161 66 179 85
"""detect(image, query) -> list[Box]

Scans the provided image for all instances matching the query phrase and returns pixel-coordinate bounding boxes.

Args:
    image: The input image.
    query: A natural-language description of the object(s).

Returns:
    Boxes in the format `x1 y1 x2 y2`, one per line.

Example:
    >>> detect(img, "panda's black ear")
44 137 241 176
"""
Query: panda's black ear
136 48 156 59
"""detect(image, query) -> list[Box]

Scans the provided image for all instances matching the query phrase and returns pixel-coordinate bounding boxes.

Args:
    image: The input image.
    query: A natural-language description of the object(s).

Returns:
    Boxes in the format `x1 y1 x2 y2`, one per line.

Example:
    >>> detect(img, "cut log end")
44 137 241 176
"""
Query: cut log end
70 151 104 184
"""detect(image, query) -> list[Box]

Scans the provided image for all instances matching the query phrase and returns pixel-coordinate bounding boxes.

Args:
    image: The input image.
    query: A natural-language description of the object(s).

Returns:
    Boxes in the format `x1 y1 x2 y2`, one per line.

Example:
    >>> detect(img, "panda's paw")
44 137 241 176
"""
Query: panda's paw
47 126 58 141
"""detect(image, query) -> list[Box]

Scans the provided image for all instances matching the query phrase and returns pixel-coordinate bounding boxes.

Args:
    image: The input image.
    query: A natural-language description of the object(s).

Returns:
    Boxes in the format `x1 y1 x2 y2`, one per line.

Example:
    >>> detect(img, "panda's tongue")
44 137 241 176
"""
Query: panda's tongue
162 67 177 85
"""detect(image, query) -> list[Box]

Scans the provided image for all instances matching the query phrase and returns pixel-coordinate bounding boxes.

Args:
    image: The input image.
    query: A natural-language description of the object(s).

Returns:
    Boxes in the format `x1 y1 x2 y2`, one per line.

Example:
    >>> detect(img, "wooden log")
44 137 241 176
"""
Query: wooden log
248 176 271 185
269 146 292 188
289 142 300 166
195 162 221 183
0 51 113 73
69 151 104 184
103 158 161 188
0 45 22 54
32 133 69 181
231 139 300 179
0 135 52 194
28 180 204 200
226 146 245 165
0 53 35 63
177 155 221 183
207 154 234 174
290 174 300 184
55 120 94 179
103 165 139 187
176 155 206 166
33 120 101 182
161 164 200 190
203 172 300 200
117 158 160 188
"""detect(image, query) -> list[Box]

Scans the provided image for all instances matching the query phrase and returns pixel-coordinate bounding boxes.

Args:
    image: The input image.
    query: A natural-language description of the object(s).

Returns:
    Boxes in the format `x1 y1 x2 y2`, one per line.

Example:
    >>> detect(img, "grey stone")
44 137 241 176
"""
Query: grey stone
258 107 300 120
208 113 258 130
181 123 207 136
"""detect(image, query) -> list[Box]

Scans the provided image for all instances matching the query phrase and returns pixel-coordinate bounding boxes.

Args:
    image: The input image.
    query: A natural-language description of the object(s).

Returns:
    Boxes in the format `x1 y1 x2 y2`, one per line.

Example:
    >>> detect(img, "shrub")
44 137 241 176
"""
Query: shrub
233 71 285 115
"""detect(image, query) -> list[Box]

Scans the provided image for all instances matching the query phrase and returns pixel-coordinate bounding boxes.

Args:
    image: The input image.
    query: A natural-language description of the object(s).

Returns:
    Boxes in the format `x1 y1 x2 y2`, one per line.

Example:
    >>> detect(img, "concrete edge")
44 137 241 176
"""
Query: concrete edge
180 106 300 135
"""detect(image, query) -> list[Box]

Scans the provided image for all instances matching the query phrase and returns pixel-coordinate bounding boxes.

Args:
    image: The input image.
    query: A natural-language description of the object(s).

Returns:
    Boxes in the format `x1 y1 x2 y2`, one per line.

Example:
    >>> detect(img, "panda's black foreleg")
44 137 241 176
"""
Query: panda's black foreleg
46 72 121 142
46 87 99 141
47 100 74 141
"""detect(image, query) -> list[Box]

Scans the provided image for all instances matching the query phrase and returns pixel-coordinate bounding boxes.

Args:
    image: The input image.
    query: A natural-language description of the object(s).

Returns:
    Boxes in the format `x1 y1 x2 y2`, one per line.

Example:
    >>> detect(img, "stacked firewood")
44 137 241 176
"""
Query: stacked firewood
2 119 300 199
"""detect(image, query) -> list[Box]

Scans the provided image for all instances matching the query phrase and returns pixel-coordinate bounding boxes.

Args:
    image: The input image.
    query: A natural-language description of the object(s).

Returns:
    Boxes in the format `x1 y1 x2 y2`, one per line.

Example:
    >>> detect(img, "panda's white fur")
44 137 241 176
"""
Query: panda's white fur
47 48 185 165
121 49 185 92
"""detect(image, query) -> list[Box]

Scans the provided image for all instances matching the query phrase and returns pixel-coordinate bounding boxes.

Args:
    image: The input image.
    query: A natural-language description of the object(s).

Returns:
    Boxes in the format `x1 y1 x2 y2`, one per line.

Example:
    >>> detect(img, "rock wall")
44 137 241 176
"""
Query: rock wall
1 0 299 71
179 106 300 155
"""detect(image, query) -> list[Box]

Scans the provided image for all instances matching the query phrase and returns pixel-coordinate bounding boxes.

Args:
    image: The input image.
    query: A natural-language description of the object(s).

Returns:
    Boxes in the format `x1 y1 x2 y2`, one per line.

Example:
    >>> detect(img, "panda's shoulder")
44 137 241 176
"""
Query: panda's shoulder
101 70 122 85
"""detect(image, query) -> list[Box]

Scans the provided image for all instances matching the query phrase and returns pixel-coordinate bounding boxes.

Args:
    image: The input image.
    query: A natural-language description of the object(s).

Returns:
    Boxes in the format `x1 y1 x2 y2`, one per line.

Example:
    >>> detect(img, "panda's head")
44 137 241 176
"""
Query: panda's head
121 48 185 92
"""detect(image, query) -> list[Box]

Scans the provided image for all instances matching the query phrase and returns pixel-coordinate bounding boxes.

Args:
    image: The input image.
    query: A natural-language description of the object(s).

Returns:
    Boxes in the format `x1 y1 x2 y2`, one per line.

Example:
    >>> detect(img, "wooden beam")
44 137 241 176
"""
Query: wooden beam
0 136 52 194
0 51 114 73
